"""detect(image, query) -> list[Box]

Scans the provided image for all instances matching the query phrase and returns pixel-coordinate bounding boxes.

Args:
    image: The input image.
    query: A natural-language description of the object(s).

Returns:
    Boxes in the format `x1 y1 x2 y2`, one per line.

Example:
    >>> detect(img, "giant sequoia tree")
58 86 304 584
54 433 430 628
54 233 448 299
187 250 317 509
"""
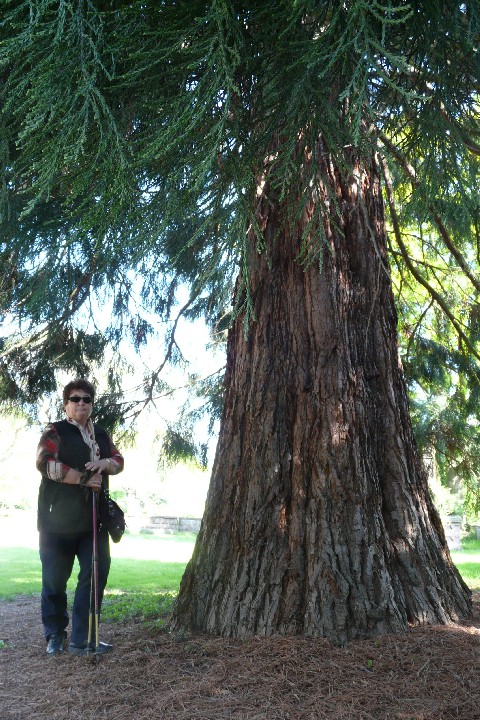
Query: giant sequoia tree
1 2 479 641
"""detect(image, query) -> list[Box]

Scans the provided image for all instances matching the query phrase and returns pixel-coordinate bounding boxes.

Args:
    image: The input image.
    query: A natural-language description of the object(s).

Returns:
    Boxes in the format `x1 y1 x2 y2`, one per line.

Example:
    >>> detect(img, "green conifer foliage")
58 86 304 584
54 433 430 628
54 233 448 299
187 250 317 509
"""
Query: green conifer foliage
1 2 479 490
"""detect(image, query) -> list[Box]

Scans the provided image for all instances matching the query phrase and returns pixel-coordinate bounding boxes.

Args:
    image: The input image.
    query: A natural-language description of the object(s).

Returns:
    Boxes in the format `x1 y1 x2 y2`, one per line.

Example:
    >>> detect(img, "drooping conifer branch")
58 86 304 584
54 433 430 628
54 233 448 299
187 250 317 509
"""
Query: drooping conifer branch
380 154 480 368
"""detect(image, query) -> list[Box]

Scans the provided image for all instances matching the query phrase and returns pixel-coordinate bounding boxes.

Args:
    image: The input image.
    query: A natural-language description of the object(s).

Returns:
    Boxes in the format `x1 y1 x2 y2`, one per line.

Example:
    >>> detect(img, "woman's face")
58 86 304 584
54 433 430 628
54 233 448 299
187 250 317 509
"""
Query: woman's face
64 388 93 426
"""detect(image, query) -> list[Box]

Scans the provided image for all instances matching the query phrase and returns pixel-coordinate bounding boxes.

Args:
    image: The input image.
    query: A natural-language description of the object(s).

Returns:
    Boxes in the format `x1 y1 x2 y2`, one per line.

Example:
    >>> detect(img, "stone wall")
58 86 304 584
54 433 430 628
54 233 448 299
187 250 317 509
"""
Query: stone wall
140 515 202 533
137 514 468 547
441 515 463 551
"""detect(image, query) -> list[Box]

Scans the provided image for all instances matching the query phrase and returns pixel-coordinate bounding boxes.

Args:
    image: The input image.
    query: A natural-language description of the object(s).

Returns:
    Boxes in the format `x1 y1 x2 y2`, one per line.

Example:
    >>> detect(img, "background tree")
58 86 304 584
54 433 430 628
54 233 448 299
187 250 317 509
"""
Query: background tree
1 1 479 640
392 235 480 518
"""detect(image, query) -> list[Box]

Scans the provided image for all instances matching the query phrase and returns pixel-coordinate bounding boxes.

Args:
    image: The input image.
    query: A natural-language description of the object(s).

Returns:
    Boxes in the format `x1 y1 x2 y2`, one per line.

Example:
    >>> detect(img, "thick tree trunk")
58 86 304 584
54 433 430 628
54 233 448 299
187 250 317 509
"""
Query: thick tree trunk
172 146 471 642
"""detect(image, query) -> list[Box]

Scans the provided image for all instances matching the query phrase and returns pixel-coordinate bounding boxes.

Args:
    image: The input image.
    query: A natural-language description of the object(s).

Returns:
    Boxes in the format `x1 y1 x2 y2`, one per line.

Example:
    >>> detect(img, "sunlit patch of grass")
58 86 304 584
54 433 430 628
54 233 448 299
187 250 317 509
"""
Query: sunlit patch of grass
107 558 187 593
453 566 480 590
455 537 480 554
101 590 176 627
451 537 480 590
0 547 42 598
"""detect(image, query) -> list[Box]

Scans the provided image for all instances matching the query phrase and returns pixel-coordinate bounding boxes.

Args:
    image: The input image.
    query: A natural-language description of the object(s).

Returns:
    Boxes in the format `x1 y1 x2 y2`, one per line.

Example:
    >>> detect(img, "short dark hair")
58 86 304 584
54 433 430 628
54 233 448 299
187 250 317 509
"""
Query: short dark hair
62 379 96 406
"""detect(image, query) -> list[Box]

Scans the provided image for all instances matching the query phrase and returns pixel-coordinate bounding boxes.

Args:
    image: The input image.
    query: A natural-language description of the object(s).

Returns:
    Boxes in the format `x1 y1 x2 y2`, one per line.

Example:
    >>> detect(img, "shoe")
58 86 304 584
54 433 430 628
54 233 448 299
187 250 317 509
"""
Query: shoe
68 641 113 656
46 632 66 655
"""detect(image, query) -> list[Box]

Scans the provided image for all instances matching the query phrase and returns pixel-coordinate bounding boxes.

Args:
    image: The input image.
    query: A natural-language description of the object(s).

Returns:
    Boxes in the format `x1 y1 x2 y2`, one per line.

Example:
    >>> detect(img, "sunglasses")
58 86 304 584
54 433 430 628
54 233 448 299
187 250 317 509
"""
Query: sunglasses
68 395 92 404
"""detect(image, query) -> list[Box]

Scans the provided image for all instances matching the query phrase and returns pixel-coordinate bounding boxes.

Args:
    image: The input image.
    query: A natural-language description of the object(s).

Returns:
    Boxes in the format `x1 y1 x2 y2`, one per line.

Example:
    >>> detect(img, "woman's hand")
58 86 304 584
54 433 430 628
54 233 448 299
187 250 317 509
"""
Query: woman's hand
84 472 102 492
85 458 110 474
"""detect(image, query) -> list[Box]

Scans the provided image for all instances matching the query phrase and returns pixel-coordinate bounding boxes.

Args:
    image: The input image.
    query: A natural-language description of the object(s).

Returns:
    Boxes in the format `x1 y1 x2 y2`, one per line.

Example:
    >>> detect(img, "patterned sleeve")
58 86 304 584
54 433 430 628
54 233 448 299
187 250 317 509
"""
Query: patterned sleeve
106 436 124 475
35 424 70 482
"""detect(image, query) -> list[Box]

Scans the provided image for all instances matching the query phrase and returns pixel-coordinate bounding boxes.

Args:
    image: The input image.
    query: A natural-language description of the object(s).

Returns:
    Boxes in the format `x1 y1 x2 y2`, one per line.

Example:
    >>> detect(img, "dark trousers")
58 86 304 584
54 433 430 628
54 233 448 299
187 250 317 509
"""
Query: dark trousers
39 528 110 647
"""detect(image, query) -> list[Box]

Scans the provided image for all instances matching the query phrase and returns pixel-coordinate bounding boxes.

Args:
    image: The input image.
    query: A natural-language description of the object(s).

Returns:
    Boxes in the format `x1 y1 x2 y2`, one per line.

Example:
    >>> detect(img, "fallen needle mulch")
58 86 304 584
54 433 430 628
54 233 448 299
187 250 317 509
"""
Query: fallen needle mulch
1 593 479 720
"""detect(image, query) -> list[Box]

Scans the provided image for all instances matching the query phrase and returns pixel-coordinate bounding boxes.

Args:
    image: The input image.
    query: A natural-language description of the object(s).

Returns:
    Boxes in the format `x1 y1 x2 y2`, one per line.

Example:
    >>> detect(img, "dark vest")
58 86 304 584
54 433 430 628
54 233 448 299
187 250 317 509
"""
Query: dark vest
37 420 110 534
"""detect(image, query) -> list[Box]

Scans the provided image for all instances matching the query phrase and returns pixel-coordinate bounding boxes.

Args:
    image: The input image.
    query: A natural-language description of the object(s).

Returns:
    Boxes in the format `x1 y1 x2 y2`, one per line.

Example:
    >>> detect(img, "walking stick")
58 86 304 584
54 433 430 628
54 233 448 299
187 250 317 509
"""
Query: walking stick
87 490 100 654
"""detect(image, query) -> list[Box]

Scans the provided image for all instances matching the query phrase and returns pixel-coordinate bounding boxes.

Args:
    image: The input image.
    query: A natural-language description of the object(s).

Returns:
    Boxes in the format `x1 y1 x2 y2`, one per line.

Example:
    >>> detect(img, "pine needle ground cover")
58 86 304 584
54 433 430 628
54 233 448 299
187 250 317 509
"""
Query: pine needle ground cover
0 594 479 720
1 523 479 718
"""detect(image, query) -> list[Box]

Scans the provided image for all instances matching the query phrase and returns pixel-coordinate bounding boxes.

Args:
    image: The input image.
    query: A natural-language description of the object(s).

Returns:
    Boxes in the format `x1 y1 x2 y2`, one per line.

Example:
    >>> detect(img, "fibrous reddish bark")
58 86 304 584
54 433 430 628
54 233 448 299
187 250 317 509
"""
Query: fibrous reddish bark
173 145 471 642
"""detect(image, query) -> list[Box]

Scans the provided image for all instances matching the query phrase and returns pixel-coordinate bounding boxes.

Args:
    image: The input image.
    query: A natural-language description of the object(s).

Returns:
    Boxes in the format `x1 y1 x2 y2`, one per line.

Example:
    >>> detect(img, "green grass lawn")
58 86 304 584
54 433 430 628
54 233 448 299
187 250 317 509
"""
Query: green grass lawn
1 528 478 625
0 531 195 597
0 529 195 624
449 536 480 591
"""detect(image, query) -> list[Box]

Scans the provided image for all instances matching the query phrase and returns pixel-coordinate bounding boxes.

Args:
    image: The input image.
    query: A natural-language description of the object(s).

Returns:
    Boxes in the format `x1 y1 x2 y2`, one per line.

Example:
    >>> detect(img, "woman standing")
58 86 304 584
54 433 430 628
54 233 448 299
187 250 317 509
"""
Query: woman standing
36 379 124 656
